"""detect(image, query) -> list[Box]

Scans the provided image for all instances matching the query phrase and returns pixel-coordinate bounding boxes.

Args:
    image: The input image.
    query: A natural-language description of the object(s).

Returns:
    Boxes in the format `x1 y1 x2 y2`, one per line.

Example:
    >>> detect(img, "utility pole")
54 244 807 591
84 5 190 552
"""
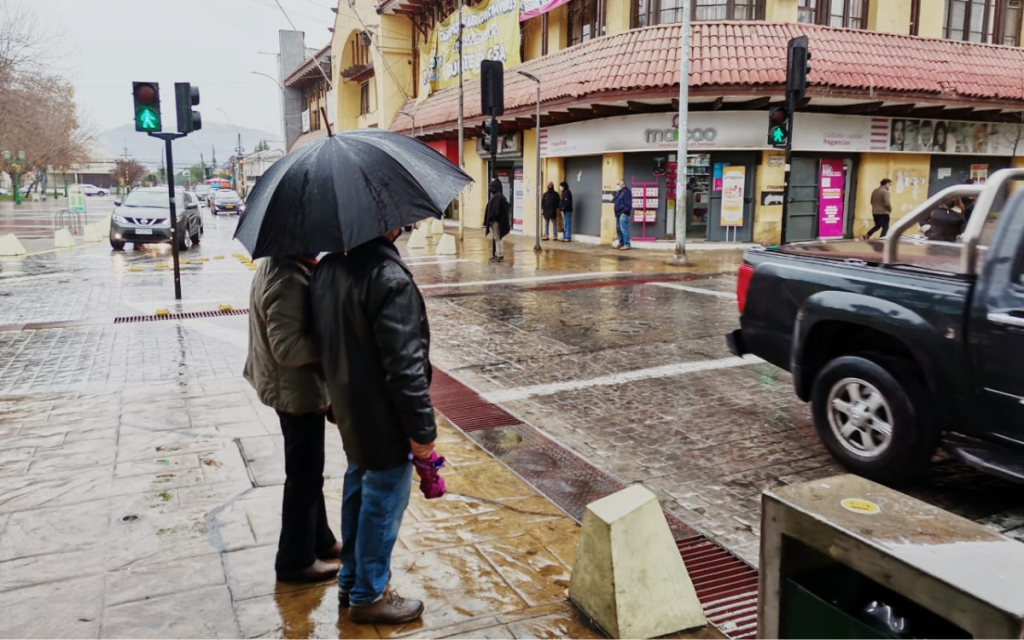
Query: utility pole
671 0 691 265
457 0 465 242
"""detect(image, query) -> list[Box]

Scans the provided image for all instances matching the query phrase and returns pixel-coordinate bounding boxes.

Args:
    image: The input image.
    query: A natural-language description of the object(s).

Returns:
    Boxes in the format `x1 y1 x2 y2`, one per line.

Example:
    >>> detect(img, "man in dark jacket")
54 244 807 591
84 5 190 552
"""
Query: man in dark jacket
613 179 633 250
244 254 338 584
311 230 436 625
559 181 574 242
484 178 511 262
541 182 559 240
865 178 892 239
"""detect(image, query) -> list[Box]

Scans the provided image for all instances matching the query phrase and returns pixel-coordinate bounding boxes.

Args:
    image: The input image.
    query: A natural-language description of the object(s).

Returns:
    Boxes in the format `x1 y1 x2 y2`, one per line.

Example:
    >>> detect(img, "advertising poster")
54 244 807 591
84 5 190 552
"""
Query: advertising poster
520 0 571 21
970 164 989 183
720 166 745 227
513 168 524 231
712 163 729 191
419 0 521 97
818 159 846 239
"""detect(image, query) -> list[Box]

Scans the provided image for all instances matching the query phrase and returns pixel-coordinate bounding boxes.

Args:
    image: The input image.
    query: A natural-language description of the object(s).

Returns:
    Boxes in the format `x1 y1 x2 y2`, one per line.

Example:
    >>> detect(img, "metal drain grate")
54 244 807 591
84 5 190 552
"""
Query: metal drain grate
114 309 249 324
429 369 520 432
679 537 760 638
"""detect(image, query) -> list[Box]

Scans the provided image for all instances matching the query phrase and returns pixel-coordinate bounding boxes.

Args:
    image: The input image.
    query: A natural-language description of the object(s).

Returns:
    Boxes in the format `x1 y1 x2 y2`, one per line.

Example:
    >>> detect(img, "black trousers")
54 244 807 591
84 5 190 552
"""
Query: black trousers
275 410 337 571
866 214 890 239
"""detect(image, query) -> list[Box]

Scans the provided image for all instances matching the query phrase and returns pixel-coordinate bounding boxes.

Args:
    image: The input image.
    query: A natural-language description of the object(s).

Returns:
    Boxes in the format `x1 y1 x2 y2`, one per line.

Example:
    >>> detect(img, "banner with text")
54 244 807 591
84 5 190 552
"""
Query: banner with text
419 0 521 97
818 159 846 239
720 166 746 227
520 0 571 21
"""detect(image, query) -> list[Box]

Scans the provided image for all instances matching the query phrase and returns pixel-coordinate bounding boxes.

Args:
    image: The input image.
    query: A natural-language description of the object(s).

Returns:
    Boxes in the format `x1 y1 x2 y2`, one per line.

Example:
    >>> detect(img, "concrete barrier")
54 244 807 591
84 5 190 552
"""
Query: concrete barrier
431 218 444 235
406 226 427 249
0 234 26 256
54 228 76 248
83 223 103 243
569 484 705 638
95 215 112 234
434 233 457 255
421 218 434 238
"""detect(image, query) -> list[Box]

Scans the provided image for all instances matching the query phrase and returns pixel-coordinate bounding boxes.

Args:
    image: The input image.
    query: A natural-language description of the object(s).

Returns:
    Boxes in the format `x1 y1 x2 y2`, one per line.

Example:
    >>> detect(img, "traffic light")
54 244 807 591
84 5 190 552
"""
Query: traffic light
175 83 202 134
481 118 498 155
132 82 162 132
768 107 789 148
786 36 812 104
481 60 504 116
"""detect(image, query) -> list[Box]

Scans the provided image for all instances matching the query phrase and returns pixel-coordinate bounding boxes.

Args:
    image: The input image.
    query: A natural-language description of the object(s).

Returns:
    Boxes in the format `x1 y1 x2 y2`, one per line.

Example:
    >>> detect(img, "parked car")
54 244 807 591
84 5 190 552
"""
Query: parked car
0 187 8 195
209 189 243 215
78 184 109 196
110 187 203 251
727 170 1024 484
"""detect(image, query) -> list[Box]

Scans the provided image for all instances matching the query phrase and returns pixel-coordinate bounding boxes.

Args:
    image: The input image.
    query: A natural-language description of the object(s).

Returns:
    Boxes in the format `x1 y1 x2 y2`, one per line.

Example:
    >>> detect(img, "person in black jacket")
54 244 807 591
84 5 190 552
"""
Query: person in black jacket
613 179 632 250
541 182 560 240
484 179 511 262
559 181 574 241
311 230 437 625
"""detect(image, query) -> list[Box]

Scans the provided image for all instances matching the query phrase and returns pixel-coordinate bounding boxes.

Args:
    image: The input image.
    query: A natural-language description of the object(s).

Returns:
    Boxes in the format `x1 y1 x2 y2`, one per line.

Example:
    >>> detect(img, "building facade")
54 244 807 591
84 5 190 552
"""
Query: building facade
332 0 1024 245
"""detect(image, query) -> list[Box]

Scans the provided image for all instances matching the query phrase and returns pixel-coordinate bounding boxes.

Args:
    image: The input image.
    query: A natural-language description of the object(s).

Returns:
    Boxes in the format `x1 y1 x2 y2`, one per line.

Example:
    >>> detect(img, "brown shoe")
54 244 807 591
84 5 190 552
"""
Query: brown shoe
318 541 342 561
350 589 424 625
276 559 338 584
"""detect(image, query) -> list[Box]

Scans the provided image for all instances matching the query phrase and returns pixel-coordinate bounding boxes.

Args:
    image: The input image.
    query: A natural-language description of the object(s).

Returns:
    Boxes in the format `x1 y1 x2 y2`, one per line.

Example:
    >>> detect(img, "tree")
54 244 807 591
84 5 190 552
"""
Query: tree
254 139 270 152
110 159 146 187
189 165 204 183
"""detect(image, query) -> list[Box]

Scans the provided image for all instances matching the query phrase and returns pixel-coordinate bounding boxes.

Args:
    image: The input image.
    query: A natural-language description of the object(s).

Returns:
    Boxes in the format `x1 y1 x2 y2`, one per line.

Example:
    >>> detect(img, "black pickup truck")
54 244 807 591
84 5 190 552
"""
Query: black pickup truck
728 169 1024 484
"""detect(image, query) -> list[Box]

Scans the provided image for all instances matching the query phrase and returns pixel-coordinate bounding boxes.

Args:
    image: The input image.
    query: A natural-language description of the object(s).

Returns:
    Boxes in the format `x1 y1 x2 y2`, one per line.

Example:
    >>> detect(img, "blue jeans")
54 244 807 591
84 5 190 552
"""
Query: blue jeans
544 217 557 237
338 461 413 605
562 211 572 240
616 214 631 247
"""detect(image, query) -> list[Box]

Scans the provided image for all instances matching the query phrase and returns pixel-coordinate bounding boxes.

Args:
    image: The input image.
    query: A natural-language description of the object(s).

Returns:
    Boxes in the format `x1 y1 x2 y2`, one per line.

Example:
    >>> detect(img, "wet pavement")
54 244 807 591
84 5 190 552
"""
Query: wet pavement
1 212 1022 638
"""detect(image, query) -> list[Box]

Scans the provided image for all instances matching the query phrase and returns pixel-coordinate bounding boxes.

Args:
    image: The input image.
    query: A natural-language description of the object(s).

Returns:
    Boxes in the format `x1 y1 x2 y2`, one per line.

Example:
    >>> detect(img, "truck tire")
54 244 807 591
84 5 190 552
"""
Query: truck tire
110 239 125 251
811 355 936 484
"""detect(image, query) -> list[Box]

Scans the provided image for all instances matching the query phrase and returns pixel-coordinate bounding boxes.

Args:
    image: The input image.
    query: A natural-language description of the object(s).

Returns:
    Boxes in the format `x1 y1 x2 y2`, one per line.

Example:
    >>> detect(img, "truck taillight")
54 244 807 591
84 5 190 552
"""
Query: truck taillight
737 264 754 314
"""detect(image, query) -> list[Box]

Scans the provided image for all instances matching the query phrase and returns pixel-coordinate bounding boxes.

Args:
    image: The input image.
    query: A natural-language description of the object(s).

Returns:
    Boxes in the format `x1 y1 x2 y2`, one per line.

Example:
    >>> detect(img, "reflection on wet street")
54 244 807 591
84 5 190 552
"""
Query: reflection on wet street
0 214 1021 638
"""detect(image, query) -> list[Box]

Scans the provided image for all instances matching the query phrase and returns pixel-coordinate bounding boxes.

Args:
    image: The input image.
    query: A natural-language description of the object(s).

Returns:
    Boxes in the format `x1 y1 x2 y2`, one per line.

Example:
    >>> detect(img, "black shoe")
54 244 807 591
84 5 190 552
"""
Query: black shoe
276 559 338 584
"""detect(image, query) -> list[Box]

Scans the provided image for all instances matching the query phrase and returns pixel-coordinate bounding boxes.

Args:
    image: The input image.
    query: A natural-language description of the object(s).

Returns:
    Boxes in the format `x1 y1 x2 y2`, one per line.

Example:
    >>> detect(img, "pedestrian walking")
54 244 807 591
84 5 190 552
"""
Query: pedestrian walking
244 254 339 584
559 181 574 242
865 178 892 239
613 179 632 250
921 199 967 242
311 230 439 625
484 178 511 262
541 182 560 240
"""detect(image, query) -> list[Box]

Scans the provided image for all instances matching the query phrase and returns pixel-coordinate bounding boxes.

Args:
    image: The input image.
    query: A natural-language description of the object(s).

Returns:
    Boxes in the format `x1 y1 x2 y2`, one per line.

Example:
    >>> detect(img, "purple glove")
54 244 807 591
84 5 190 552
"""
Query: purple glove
411 451 447 500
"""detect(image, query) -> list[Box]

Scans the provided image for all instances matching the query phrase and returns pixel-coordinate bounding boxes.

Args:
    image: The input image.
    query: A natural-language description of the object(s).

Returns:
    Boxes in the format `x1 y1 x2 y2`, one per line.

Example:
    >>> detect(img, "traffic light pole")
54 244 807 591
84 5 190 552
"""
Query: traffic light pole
149 132 186 300
780 100 795 246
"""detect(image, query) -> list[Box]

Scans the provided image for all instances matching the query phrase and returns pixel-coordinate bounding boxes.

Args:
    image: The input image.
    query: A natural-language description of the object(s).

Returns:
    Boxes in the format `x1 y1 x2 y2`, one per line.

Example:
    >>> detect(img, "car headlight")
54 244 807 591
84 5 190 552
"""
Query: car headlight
113 215 129 224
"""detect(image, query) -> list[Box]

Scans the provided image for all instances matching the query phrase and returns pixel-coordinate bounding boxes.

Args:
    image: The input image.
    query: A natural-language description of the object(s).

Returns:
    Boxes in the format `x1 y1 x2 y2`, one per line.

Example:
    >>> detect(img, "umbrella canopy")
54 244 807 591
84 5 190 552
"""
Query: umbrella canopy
234 129 471 258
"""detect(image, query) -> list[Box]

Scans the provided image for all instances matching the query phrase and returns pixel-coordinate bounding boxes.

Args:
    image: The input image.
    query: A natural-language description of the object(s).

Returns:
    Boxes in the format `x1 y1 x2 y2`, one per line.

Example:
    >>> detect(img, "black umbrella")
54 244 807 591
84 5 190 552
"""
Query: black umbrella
234 129 471 258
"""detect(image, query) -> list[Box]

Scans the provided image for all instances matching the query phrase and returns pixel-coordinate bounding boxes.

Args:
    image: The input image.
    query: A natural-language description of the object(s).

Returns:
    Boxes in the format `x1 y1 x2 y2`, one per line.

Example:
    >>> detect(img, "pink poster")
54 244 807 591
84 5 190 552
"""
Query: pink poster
818 159 845 239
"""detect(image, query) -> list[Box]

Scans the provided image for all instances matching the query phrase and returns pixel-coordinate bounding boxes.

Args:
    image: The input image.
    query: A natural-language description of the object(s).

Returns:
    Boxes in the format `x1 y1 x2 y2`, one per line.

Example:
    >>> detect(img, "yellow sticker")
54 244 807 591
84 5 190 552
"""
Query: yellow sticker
841 498 880 515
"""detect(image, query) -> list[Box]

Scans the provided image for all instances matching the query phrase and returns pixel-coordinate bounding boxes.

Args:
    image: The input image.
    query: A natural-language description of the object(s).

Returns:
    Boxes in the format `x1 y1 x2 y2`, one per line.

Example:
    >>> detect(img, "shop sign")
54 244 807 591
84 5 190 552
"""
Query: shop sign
720 167 745 227
418 0 521 97
540 111 1024 158
520 0 570 21
818 159 846 239
761 191 785 207
301 109 310 133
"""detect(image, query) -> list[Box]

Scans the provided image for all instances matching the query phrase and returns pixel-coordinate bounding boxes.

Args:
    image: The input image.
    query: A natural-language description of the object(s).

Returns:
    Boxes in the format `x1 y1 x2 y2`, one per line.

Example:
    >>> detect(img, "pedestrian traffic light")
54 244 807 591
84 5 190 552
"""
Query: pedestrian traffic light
481 118 498 155
481 60 504 116
768 107 789 148
174 82 202 134
786 36 812 104
132 82 162 132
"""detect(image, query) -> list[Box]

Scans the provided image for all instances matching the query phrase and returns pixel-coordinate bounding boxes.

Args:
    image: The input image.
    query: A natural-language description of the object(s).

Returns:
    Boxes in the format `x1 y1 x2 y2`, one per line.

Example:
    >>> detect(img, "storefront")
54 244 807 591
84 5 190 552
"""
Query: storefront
540 110 1024 243
563 156 604 237
481 132 524 231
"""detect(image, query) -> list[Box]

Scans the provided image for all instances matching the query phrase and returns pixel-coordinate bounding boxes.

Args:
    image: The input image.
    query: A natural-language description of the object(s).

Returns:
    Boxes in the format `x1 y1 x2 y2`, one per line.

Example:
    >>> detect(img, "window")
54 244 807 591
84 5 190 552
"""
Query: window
944 0 1022 45
359 82 370 115
351 37 370 68
633 0 764 27
569 0 605 46
796 0 867 28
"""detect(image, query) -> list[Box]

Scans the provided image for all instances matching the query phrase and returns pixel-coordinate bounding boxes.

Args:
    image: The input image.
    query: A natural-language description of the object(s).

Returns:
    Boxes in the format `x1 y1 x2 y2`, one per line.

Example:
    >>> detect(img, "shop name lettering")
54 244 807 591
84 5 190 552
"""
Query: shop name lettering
821 131 865 147
644 127 718 143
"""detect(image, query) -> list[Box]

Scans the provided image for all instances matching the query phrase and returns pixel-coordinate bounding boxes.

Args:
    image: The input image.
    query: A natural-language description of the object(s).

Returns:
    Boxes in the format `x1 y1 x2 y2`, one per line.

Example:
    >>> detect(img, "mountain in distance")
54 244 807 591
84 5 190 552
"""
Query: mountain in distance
97 121 282 170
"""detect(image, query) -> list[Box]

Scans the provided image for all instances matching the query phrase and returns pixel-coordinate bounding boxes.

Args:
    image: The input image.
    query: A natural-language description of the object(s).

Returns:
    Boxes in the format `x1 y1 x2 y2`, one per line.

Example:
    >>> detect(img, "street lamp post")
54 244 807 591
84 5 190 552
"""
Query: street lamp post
671 0 691 265
517 70 542 252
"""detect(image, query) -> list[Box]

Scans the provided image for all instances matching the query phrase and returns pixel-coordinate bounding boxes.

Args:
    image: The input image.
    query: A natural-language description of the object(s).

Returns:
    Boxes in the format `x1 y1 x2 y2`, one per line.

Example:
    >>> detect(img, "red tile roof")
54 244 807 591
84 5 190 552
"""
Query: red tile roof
394 21 1024 133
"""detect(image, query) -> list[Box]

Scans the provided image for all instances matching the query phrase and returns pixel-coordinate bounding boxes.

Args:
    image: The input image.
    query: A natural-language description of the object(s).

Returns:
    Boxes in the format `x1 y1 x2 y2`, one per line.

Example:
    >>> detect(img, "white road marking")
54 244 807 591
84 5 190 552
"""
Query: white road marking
649 281 735 299
482 355 763 403
405 258 469 266
0 272 75 284
419 270 632 290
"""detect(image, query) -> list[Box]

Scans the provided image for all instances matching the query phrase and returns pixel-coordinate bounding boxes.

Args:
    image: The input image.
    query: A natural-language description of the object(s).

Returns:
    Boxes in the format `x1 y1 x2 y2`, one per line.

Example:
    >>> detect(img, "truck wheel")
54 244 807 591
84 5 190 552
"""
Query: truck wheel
110 239 125 251
811 355 936 484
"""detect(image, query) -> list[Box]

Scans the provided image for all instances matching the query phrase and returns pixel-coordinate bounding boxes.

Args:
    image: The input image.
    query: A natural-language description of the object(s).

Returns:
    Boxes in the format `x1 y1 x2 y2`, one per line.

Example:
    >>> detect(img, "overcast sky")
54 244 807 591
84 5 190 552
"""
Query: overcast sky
15 0 335 142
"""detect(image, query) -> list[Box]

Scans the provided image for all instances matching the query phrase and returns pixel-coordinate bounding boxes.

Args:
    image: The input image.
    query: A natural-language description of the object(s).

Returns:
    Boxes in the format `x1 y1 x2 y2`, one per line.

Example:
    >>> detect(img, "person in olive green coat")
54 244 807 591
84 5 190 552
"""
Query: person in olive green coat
244 254 339 584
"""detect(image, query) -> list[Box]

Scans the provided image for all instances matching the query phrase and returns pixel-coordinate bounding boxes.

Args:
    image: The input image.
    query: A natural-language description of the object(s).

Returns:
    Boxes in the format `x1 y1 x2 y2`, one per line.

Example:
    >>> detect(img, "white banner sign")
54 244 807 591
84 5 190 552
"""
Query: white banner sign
301 109 311 133
539 112 1024 158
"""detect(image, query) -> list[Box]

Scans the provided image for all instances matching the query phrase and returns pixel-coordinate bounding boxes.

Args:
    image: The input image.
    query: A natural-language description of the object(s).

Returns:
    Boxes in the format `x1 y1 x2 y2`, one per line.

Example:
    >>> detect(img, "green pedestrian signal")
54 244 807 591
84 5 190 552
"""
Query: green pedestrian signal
132 81 162 133
770 125 787 145
767 107 789 149
138 107 160 131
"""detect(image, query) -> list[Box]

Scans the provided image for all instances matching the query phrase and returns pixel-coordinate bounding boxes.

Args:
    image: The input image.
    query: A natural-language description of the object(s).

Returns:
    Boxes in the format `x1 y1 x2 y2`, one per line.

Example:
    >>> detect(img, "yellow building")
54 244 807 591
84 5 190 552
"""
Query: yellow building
332 0 1024 245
